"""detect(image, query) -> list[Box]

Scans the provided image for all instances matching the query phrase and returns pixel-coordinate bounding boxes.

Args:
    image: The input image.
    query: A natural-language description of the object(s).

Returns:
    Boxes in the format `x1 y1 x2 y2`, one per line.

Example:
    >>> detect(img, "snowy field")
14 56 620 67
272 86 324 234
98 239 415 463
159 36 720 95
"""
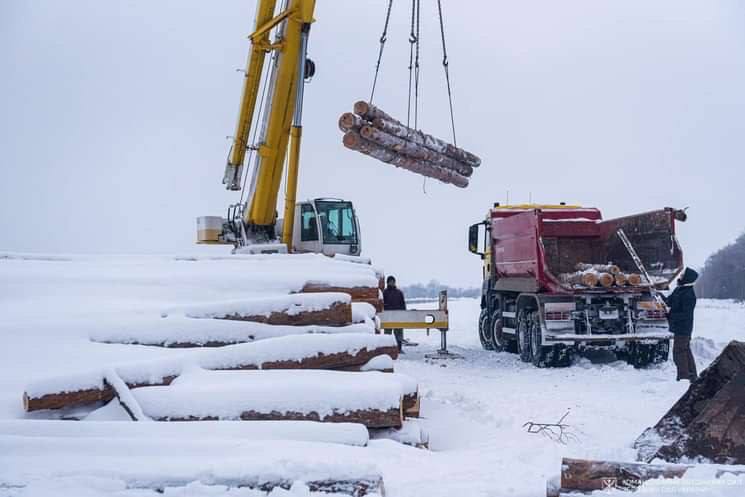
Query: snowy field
1 254 744 496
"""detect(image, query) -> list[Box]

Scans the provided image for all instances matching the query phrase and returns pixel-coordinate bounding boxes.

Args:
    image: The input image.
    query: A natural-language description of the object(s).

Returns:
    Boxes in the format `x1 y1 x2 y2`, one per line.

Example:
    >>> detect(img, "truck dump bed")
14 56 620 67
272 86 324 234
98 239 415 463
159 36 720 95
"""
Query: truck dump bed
489 206 684 294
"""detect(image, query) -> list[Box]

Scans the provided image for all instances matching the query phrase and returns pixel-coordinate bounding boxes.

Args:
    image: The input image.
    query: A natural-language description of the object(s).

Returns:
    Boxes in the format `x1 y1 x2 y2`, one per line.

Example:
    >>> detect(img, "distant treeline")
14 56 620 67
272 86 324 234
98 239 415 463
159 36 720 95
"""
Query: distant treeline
400 280 480 300
696 231 745 302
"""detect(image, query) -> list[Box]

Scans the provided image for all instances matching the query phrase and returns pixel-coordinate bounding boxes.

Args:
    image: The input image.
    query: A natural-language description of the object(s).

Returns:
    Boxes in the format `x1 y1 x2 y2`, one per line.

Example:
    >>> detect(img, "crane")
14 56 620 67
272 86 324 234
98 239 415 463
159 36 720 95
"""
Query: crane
197 0 362 256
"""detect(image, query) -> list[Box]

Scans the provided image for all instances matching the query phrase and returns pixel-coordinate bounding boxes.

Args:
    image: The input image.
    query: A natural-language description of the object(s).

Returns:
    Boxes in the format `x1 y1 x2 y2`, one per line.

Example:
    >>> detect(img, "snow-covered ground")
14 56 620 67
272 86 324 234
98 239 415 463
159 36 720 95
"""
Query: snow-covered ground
1 254 744 496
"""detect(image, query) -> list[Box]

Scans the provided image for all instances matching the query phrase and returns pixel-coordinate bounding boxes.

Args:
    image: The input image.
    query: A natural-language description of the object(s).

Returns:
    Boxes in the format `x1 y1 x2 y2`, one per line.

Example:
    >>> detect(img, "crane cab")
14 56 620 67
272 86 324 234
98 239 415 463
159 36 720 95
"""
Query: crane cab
292 198 362 256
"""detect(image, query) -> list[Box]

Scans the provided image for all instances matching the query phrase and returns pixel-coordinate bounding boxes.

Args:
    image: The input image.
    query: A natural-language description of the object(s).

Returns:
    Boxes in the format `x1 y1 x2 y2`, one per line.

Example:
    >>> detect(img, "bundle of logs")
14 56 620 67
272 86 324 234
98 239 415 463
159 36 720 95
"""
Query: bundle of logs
339 101 481 188
561 263 643 288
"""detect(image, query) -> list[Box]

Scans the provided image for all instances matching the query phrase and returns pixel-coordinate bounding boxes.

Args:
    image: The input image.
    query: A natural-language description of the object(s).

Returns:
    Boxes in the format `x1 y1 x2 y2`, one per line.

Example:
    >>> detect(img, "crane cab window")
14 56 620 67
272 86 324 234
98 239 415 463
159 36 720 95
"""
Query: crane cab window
315 200 358 244
300 204 319 241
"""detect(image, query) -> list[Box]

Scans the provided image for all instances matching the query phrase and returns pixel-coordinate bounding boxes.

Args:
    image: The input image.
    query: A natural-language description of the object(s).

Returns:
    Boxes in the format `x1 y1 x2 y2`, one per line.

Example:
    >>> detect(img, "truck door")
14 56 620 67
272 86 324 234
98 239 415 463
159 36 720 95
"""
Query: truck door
294 202 322 253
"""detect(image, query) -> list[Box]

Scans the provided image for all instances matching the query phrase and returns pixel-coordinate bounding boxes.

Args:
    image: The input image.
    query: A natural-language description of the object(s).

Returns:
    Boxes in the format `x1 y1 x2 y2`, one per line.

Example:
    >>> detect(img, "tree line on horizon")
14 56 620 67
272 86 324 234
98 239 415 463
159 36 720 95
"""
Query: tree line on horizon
400 280 480 300
696 230 745 302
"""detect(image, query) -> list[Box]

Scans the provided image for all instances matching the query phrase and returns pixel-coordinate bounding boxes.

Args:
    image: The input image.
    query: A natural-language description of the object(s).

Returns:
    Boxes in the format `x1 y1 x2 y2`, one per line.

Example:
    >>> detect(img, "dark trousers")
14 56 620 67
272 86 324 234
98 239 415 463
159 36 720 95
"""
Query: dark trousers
385 328 404 351
673 335 698 381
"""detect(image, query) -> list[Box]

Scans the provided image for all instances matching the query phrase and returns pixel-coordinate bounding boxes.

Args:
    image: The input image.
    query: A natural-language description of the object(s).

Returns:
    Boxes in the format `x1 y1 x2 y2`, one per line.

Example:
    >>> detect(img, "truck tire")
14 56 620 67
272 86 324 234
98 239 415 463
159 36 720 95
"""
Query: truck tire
490 311 510 352
526 311 573 368
516 310 533 363
626 341 668 369
478 309 495 350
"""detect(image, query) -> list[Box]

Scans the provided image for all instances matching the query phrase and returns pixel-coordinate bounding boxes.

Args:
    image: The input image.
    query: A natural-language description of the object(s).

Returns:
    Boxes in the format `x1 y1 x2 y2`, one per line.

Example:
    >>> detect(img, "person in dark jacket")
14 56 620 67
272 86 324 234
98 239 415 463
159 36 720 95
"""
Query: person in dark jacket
663 267 699 381
383 275 406 352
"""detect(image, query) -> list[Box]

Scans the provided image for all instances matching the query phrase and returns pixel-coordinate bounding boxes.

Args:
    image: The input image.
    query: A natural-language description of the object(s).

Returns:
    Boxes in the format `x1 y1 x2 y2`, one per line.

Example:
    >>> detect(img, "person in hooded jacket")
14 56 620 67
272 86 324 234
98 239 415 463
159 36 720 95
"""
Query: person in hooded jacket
663 267 699 381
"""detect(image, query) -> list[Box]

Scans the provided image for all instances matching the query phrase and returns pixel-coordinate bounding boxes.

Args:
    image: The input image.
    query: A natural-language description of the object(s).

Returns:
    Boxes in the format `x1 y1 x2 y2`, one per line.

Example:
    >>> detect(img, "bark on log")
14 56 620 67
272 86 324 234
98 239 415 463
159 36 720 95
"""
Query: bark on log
634 340 745 463
615 273 628 286
343 130 469 188
655 370 745 464
561 272 598 287
338 112 368 133
218 300 352 326
24 335 399 412
558 458 689 494
353 101 399 123
598 272 614 288
300 283 380 301
575 263 621 275
360 125 473 177
370 116 481 168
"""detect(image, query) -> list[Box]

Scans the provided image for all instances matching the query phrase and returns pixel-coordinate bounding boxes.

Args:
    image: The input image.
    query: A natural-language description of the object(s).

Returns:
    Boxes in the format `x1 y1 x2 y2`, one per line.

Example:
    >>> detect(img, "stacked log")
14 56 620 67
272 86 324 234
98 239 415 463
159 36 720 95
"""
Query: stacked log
561 263 644 289
634 340 745 465
300 283 383 313
339 101 481 188
24 334 400 412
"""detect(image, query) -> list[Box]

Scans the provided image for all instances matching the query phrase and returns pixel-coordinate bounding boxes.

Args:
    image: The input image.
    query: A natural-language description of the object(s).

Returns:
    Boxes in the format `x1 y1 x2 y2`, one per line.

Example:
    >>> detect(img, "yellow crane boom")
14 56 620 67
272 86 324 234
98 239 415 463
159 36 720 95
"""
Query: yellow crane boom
222 0 315 248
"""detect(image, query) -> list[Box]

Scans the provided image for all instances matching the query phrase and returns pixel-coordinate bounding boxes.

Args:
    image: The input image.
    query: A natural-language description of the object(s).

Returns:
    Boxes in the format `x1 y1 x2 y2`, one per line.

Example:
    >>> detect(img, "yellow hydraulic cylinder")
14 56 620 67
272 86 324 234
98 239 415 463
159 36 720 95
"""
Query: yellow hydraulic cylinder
282 125 302 250
245 0 316 227
223 0 278 190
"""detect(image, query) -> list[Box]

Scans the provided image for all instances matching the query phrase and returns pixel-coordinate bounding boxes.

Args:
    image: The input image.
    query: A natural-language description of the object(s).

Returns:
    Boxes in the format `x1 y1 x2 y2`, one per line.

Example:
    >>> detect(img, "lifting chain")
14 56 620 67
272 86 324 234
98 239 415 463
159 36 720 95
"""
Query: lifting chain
369 0 394 104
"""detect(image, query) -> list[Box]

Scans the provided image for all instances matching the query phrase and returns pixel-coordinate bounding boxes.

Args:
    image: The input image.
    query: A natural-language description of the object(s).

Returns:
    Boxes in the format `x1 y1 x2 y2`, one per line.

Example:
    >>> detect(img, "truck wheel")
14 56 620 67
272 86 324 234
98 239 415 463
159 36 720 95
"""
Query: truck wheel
652 340 670 364
516 310 533 363
478 309 495 350
490 311 509 352
529 312 552 368
626 342 658 369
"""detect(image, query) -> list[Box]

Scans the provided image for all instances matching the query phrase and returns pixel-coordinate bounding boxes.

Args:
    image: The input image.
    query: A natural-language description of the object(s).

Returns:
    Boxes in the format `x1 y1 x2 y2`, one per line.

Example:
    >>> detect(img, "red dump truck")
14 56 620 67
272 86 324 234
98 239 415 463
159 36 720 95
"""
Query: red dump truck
468 204 688 368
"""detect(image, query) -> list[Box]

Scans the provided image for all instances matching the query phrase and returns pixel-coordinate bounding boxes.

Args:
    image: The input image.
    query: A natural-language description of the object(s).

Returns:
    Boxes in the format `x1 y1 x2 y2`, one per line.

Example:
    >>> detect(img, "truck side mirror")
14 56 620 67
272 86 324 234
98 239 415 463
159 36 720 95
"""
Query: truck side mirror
468 223 484 258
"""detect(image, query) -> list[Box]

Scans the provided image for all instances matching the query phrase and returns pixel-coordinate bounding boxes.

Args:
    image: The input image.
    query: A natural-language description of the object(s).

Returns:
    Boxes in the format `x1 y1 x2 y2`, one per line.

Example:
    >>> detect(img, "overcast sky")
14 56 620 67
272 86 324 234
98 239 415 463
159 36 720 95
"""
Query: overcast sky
2 1 744 287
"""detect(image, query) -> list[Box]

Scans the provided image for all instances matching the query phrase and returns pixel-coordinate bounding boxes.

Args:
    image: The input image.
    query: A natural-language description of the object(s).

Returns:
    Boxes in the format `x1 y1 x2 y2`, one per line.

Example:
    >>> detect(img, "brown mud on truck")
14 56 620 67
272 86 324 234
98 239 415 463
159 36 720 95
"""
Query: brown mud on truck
468 204 688 368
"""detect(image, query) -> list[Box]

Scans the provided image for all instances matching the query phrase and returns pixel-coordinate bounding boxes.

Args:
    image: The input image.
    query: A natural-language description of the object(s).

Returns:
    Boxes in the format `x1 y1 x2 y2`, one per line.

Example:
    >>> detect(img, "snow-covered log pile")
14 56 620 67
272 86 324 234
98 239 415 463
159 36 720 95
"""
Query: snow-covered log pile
133 369 411 428
185 293 353 326
24 334 400 411
561 262 643 288
0 434 386 496
339 101 480 188
634 340 745 465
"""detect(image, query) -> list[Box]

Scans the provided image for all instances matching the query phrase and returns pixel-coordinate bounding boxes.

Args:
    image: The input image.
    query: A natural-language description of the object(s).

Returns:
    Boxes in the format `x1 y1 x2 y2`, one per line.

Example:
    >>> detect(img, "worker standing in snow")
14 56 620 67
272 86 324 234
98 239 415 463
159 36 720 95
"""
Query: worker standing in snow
664 267 699 381
383 276 406 352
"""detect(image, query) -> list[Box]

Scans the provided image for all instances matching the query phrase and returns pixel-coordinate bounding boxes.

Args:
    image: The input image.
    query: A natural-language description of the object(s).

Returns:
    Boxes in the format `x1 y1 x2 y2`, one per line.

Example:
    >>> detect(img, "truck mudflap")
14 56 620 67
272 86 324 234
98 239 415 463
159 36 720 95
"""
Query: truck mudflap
545 332 673 343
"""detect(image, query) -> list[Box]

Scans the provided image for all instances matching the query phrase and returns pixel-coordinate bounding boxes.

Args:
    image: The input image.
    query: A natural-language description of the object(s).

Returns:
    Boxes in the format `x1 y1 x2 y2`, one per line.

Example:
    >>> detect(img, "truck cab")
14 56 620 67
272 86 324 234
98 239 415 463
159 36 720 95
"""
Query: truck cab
469 204 686 368
292 198 362 256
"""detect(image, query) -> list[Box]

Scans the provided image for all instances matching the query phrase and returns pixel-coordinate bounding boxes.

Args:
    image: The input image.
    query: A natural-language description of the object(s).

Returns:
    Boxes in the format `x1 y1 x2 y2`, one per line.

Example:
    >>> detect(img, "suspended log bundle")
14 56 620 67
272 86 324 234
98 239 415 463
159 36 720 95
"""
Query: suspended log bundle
24 334 399 412
634 340 745 465
339 101 481 188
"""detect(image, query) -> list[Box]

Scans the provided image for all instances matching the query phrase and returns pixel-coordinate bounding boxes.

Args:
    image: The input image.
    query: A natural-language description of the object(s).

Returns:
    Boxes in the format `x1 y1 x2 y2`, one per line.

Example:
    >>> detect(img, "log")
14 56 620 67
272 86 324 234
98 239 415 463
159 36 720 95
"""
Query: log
217 300 352 326
103 369 149 421
370 116 481 169
360 125 473 177
634 340 745 463
655 370 745 464
627 273 643 286
352 100 481 168
338 112 368 133
557 458 689 494
0 434 385 495
24 334 400 412
575 263 621 275
0 419 371 446
615 272 628 286
132 369 406 429
185 293 353 327
343 130 469 188
300 283 379 301
90 317 375 348
598 272 615 288
353 100 399 123
561 271 598 287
